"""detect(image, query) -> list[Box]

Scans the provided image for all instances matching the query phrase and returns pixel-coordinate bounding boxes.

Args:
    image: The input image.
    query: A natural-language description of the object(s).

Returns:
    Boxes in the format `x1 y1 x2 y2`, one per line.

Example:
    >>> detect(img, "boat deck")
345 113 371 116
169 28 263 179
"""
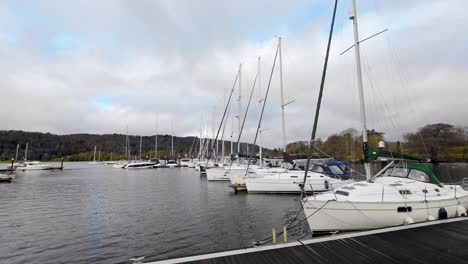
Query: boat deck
148 217 468 264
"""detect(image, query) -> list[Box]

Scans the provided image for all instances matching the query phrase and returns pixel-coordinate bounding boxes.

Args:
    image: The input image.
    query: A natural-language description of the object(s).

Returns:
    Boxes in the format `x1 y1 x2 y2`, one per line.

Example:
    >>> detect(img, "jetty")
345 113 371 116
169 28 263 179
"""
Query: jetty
148 217 468 264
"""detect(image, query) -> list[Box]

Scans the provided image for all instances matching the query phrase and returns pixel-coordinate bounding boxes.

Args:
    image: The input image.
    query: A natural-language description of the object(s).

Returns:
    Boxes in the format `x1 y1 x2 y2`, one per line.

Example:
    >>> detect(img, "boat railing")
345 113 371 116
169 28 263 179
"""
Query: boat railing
462 178 468 190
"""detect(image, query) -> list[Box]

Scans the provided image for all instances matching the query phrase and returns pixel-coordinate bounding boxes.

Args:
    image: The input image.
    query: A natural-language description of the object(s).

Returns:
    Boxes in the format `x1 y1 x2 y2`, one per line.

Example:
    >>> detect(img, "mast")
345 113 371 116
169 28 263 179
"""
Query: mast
199 114 203 159
93 145 96 162
171 121 174 158
126 126 129 160
350 0 372 181
24 142 28 161
15 144 19 161
230 114 234 155
258 56 263 166
278 36 287 153
237 63 242 153
155 114 158 159
139 135 142 160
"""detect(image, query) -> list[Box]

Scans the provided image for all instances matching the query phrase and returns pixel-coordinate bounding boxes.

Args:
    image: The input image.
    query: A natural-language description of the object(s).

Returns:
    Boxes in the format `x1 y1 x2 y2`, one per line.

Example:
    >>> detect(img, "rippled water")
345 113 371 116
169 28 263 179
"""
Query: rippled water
0 163 310 264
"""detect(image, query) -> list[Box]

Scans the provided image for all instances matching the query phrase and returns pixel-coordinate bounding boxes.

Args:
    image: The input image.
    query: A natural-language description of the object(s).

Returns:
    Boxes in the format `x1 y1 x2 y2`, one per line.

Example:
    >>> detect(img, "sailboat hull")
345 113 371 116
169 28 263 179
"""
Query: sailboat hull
245 176 352 193
303 196 468 232
206 168 229 181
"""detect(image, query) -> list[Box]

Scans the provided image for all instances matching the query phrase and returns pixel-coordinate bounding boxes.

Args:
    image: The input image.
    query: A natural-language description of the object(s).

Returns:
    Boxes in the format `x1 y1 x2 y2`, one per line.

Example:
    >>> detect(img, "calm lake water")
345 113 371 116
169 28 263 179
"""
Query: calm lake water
1 162 467 264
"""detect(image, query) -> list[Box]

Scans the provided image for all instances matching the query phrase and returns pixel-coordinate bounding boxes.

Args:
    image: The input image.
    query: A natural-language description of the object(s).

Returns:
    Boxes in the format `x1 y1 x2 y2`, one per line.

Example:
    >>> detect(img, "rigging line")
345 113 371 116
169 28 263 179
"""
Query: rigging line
243 42 280 177
236 73 259 154
301 0 339 190
312 145 366 177
255 200 331 246
206 72 239 162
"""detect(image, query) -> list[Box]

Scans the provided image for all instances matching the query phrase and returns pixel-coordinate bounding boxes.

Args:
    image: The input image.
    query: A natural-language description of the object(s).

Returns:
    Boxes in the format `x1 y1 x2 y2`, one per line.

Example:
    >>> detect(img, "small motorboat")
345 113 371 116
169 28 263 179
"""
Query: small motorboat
17 161 52 170
0 173 14 182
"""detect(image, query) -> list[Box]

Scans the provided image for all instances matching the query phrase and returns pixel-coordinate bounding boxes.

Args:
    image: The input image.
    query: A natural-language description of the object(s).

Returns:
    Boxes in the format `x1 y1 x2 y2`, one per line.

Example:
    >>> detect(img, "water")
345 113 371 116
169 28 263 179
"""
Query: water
0 163 309 264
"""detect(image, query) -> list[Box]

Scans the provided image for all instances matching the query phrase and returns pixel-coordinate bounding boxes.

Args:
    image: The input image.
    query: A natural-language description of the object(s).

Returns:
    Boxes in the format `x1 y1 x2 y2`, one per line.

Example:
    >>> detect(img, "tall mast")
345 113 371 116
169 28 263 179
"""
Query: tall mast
126 126 129 160
350 0 372 181
139 135 142 160
278 36 287 153
24 142 28 161
221 114 225 159
171 121 174 158
237 63 242 153
258 56 263 166
199 114 203 159
15 144 19 161
230 113 234 155
93 145 96 162
155 114 158 159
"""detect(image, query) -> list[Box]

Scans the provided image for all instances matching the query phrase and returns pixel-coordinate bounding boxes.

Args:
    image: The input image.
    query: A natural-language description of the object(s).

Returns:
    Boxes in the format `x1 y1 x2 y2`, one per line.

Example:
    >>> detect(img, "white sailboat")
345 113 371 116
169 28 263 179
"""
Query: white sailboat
302 0 468 232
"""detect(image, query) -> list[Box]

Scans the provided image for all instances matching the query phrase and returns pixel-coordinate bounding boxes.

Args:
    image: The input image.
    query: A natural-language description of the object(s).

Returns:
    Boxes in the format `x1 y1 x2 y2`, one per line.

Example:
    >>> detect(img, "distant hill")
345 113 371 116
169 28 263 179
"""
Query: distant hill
0 130 274 161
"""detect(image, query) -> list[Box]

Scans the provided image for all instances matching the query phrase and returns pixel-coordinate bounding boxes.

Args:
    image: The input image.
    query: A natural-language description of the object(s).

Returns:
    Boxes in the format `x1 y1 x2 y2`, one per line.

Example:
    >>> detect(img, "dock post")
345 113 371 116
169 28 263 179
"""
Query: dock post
272 228 276 244
61 158 64 170
283 226 288 243
10 158 14 170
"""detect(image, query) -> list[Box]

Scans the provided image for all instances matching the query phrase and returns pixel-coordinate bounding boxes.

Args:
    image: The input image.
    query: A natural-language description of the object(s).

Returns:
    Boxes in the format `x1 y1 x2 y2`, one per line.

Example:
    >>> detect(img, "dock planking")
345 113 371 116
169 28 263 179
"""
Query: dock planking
149 218 468 264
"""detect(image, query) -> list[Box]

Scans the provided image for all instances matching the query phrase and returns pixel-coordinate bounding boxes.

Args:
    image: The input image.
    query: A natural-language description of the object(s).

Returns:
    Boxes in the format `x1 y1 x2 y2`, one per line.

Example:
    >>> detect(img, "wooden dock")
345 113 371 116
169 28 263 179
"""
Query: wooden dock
148 217 468 264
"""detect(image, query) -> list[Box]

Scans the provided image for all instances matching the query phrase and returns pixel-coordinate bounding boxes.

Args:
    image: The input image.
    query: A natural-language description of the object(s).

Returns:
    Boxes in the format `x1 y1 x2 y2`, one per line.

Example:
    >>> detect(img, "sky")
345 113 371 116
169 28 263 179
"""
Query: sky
1 0 467 148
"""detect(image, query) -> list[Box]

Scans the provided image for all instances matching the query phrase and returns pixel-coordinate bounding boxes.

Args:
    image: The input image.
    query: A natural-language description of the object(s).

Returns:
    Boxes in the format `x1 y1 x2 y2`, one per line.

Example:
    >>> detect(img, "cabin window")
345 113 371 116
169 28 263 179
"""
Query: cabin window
434 188 440 192
408 170 429 182
311 165 324 173
328 165 344 175
335 190 349 196
383 168 409 178
399 190 412 195
290 176 298 178
397 206 412 213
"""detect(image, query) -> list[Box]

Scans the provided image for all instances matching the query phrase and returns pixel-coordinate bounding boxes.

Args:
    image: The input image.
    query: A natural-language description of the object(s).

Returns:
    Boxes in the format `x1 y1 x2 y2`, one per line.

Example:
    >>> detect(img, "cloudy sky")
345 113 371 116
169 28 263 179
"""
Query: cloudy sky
1 0 467 148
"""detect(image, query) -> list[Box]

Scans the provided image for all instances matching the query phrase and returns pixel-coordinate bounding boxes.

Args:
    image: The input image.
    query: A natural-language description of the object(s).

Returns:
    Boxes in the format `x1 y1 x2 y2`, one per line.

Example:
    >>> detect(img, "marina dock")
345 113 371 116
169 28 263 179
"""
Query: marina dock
148 217 468 264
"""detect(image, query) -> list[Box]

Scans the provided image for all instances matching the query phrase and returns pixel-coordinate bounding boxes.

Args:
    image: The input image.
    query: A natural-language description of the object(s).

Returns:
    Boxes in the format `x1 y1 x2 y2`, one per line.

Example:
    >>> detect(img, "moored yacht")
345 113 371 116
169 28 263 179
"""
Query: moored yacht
244 161 352 193
180 158 191 167
17 161 52 170
303 162 468 232
166 160 180 168
123 161 156 169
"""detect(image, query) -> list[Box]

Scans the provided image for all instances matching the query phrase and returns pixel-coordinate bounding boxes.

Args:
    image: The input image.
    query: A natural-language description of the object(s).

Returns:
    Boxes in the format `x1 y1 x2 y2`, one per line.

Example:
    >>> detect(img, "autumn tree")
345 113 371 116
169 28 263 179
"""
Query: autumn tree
404 123 464 162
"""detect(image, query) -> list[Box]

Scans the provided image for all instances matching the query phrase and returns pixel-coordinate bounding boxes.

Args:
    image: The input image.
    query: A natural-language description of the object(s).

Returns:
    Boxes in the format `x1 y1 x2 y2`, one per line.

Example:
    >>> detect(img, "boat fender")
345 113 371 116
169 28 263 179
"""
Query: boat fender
404 216 414 225
456 205 467 217
324 180 329 190
427 215 436 221
438 208 448 219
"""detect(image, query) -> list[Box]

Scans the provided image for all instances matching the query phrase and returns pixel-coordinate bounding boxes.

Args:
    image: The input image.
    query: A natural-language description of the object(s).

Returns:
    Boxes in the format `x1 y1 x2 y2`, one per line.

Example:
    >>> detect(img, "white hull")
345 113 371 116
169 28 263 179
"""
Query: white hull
206 168 230 181
230 168 287 185
0 174 14 182
123 161 156 169
303 196 468 232
245 171 352 193
20 165 52 170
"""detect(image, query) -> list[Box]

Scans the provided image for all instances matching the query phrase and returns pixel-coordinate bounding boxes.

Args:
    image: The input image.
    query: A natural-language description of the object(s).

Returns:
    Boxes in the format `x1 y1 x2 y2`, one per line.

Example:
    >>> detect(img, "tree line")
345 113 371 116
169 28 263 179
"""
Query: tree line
0 130 269 161
286 123 468 163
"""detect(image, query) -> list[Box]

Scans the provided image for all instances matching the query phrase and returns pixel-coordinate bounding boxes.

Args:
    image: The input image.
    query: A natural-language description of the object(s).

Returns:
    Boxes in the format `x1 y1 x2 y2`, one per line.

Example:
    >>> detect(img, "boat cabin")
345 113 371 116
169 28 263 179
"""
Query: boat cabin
379 163 442 186
310 161 350 179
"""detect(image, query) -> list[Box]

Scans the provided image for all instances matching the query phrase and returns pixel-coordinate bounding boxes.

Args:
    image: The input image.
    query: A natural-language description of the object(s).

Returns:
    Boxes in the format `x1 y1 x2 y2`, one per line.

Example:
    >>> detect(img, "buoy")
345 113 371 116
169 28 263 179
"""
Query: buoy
427 215 436 221
456 205 467 217
404 216 414 225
